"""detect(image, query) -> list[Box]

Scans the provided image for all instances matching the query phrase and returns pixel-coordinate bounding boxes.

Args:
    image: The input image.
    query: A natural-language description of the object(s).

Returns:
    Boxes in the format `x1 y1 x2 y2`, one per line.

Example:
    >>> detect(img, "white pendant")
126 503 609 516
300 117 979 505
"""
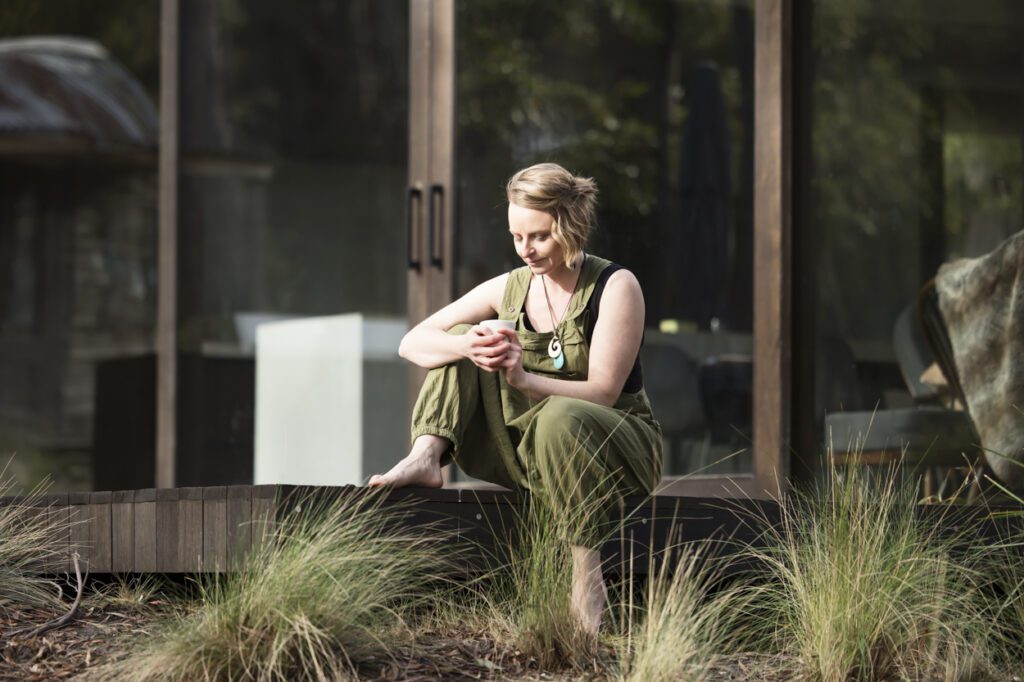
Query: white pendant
547 336 562 359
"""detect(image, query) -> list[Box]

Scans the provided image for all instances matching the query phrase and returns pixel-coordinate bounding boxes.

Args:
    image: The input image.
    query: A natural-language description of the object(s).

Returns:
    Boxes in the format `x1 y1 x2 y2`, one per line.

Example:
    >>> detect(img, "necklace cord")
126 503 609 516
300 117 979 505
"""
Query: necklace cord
539 254 584 337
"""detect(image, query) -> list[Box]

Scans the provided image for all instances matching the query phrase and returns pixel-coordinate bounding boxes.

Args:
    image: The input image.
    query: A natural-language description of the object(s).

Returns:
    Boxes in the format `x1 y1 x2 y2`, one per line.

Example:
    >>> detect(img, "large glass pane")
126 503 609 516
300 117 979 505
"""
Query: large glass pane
0 1 160 491
456 0 755 477
811 2 1023 477
177 0 409 485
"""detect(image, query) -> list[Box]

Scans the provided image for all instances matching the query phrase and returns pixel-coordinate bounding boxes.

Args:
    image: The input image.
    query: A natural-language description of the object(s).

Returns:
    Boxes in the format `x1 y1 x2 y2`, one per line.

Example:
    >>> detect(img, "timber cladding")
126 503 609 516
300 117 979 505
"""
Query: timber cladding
5 486 1016 576
1 485 779 575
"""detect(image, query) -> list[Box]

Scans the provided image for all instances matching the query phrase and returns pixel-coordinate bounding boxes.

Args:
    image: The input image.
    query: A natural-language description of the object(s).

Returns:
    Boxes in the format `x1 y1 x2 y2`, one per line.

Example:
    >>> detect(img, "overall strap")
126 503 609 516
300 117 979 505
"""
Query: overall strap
565 255 612 321
499 267 532 321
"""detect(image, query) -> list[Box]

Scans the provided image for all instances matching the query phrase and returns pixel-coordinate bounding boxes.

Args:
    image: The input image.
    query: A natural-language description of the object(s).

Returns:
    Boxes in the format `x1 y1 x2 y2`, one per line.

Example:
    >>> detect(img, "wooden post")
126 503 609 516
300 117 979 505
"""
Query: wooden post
753 0 793 498
156 0 181 489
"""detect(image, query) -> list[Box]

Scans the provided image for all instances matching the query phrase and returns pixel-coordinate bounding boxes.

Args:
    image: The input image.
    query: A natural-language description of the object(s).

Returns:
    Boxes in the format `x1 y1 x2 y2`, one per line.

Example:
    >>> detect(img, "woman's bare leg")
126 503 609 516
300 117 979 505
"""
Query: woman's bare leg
367 434 447 488
570 545 607 637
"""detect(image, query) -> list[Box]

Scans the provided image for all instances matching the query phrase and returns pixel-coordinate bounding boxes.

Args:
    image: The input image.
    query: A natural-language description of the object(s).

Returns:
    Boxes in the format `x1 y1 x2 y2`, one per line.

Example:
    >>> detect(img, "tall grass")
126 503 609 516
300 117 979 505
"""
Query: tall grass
466 431 632 670
616 539 750 682
744 462 1005 681
474 484 601 669
0 462 64 614
101 490 456 682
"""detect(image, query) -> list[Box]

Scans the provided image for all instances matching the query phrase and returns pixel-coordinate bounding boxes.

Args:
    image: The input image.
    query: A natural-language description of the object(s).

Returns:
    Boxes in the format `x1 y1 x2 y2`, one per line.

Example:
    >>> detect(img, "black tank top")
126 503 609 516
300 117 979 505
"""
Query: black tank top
520 263 645 393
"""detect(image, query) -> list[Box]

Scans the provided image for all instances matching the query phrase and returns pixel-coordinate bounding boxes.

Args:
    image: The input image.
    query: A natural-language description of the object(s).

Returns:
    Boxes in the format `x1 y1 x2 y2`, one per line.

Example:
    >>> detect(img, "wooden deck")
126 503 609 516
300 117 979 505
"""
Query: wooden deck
3 486 1018 575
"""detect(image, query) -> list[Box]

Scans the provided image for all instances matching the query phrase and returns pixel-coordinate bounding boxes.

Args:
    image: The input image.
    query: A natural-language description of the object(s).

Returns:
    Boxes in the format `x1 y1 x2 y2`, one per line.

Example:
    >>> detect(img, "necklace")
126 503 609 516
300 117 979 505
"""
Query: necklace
540 256 584 371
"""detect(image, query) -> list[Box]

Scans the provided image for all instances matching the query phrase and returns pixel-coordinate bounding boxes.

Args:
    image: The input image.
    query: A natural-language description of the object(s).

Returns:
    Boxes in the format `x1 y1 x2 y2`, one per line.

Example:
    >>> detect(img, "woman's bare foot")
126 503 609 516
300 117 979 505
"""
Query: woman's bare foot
570 545 607 638
367 435 448 488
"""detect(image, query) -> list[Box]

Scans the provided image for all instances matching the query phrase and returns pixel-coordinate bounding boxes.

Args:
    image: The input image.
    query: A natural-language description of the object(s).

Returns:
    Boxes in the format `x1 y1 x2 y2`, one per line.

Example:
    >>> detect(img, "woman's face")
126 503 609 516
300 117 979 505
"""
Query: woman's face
508 202 564 275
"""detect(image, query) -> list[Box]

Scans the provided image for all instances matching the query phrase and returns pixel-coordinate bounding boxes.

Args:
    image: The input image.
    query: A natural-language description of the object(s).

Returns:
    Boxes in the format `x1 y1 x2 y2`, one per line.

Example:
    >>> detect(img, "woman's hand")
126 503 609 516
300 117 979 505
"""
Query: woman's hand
495 328 527 388
462 325 511 372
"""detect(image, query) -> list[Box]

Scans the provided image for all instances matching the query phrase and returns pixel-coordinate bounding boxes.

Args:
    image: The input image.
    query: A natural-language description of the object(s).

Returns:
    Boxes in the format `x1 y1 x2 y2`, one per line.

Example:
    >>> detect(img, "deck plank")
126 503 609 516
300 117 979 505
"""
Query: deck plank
134 488 157 572
111 490 134 573
179 487 204 573
156 488 180 572
226 485 252 570
88 492 113 573
202 487 227 572
251 485 279 556
44 493 71 575
67 492 92 573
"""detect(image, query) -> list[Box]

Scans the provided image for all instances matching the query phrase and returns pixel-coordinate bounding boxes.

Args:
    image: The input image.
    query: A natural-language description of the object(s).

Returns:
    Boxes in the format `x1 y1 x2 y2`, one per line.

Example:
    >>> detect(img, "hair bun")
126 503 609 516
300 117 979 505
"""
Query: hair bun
571 175 598 200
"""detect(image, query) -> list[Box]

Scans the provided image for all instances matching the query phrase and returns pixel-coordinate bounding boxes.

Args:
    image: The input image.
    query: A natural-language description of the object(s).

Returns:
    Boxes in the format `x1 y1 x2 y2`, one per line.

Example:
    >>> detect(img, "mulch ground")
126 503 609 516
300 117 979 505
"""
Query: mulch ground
1 600 162 681
1 595 788 681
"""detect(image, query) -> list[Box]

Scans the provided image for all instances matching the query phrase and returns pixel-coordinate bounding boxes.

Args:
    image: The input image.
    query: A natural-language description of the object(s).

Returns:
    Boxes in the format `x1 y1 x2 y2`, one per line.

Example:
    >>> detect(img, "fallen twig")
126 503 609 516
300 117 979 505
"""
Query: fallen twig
7 553 87 639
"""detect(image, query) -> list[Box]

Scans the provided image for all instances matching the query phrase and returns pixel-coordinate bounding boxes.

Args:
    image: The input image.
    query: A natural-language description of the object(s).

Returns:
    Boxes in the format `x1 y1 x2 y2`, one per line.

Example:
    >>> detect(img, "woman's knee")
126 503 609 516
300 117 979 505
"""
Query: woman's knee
534 396 604 445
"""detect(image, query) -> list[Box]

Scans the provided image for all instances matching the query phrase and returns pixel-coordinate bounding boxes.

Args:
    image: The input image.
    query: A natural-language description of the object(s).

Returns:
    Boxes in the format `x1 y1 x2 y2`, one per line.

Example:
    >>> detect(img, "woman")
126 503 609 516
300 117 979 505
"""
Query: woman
369 162 662 635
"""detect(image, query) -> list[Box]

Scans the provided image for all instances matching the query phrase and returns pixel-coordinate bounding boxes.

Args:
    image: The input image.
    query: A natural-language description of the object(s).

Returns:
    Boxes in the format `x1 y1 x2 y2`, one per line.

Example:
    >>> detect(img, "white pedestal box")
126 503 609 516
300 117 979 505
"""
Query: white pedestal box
254 314 408 486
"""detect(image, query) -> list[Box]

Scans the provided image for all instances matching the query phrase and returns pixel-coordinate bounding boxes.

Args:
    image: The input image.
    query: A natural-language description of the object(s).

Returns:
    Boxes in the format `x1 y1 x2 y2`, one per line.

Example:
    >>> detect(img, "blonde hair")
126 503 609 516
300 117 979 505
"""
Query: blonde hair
506 162 598 269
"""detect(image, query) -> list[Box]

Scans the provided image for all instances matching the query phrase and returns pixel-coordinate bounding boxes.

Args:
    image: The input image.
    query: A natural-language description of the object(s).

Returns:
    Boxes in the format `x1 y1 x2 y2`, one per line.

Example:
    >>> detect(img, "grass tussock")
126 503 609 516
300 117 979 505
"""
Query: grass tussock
0 461 64 614
476 483 600 669
745 462 1006 681
99 490 456 682
617 541 750 682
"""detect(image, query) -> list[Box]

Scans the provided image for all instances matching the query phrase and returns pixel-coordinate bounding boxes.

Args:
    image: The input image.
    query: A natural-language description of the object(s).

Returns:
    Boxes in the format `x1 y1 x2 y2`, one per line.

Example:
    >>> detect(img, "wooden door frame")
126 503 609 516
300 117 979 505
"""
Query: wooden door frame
156 0 180 489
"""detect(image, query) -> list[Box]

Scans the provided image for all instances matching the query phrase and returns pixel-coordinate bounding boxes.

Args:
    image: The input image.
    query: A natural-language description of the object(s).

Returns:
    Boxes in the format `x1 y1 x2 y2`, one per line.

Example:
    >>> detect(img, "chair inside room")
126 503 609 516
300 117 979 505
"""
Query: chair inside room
639 341 708 474
823 281 983 500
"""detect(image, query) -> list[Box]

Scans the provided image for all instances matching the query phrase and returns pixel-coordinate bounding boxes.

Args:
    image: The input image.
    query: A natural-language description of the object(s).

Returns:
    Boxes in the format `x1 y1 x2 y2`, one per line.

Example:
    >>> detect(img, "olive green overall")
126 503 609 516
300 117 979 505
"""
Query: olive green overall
410 256 663 543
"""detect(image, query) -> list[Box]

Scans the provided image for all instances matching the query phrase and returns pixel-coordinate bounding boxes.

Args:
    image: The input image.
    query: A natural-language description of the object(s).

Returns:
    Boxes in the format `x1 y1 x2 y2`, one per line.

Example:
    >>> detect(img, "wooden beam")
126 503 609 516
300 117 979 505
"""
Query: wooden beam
156 0 181 488
753 0 793 498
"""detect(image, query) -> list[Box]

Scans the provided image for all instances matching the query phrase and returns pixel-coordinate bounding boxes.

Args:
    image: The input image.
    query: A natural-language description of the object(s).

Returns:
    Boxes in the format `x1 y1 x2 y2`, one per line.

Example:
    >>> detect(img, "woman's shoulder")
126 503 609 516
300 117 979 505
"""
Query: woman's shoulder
587 256 640 291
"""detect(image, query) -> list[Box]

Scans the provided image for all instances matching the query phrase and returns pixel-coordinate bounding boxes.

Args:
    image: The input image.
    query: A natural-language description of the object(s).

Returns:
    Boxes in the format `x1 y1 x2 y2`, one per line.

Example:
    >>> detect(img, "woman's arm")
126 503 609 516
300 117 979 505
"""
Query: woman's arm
399 273 512 369
500 269 644 407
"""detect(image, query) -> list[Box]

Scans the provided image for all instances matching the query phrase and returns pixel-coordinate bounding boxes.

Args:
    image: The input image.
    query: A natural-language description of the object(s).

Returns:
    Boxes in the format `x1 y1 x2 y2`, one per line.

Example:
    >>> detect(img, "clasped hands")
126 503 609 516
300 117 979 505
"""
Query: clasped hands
463 326 526 386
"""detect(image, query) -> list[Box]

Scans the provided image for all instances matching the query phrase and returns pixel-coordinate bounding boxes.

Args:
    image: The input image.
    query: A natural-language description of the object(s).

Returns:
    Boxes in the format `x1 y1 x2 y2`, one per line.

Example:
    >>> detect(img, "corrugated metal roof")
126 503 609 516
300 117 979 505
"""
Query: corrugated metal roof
0 36 157 152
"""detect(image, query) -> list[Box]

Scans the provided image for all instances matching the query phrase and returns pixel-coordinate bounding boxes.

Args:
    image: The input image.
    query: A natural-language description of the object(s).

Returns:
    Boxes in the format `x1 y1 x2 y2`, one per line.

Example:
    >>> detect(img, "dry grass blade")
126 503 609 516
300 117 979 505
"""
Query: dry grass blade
617 536 751 682
0 459 66 616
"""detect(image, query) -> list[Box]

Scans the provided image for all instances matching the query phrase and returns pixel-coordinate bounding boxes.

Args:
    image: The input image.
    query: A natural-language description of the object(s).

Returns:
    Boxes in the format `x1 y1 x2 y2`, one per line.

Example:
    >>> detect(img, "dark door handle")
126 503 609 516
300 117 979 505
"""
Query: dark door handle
406 185 423 270
428 183 444 269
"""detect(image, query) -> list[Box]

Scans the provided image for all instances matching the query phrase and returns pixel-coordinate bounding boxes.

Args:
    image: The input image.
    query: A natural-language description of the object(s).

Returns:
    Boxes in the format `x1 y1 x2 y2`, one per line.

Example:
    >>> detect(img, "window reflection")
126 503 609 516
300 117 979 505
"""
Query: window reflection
177 0 409 485
0 1 159 491
812 0 1024 475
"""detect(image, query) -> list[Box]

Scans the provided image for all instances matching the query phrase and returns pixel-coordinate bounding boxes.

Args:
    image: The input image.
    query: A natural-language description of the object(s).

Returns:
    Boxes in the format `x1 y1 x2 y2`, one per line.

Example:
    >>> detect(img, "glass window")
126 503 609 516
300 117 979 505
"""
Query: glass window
811 1 1023 472
177 0 409 485
455 0 755 477
0 1 160 491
